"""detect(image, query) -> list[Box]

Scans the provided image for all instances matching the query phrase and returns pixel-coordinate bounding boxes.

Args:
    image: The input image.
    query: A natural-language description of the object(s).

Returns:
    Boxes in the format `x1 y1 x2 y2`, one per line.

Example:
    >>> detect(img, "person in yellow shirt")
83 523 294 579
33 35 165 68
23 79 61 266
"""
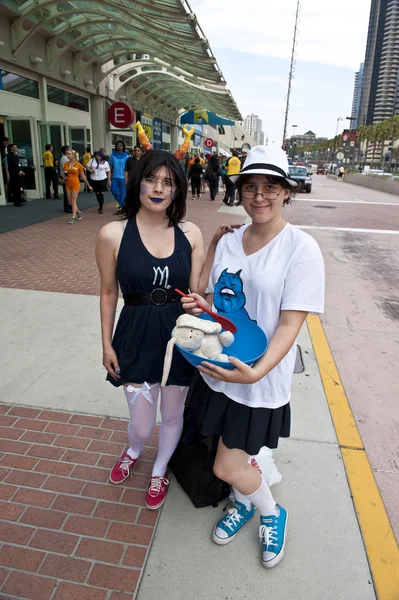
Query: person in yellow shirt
81 146 92 193
224 150 241 206
82 147 92 168
42 144 59 200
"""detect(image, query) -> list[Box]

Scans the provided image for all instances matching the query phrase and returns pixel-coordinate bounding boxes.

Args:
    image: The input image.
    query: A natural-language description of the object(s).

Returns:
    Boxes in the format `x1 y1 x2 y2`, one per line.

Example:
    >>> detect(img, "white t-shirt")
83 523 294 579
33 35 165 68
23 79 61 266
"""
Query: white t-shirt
204 223 325 409
87 159 110 181
60 155 69 170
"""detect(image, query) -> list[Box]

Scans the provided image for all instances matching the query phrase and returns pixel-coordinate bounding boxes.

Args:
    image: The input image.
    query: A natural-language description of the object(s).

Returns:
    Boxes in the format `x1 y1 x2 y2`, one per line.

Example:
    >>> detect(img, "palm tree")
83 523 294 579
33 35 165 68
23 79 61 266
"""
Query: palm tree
377 119 392 169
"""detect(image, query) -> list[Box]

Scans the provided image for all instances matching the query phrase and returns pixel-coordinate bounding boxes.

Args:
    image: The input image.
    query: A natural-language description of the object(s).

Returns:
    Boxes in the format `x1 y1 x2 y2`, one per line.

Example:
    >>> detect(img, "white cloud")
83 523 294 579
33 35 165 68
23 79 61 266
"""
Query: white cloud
191 0 370 70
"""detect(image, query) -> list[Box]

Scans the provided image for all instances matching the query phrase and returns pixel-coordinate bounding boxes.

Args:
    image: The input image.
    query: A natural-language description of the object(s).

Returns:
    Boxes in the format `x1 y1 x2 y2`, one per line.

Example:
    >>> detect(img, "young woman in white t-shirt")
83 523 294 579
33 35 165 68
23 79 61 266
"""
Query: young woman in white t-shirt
87 150 111 214
182 145 325 569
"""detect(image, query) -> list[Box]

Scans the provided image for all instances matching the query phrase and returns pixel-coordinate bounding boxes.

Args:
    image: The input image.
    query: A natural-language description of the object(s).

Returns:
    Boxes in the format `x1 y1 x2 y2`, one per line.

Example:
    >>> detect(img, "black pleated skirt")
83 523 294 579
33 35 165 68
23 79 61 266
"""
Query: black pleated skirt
91 178 108 193
186 372 291 456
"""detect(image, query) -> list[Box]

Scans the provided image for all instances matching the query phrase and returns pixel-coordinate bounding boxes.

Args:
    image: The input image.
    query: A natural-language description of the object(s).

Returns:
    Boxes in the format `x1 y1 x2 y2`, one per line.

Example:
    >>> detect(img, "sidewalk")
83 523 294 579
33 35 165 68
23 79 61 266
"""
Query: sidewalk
0 192 111 235
0 287 384 599
137 323 376 600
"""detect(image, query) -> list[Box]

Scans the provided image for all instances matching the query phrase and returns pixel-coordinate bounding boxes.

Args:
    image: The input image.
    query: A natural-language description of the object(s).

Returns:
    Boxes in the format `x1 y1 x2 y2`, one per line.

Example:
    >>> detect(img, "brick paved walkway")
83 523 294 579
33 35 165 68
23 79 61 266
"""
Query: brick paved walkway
0 194 244 295
0 404 158 600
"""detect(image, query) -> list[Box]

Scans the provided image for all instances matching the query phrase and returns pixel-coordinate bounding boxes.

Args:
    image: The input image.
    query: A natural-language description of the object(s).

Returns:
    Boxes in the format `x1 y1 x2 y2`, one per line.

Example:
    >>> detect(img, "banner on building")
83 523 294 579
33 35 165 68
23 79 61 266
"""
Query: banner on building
142 114 153 142
180 110 234 126
194 134 201 147
152 118 163 149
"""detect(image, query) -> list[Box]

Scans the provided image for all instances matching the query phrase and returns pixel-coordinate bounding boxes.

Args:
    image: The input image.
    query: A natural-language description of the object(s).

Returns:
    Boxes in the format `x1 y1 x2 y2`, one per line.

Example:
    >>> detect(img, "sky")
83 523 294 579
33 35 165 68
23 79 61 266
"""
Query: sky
190 0 372 144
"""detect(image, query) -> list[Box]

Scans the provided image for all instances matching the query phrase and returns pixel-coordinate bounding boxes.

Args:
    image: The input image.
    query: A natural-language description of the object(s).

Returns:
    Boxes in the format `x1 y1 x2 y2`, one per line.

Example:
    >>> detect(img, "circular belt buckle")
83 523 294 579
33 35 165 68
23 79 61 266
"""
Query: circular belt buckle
150 288 168 306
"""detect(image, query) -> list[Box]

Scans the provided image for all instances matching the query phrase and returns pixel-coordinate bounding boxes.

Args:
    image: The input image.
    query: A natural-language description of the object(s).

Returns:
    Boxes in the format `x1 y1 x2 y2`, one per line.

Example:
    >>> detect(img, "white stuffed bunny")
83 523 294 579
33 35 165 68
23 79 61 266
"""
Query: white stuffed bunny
161 314 234 386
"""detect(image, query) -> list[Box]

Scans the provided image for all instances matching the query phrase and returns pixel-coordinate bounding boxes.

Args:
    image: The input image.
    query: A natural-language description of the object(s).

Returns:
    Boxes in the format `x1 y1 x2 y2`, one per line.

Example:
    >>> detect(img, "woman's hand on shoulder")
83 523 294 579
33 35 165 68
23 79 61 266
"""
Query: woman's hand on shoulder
181 292 209 316
210 224 244 248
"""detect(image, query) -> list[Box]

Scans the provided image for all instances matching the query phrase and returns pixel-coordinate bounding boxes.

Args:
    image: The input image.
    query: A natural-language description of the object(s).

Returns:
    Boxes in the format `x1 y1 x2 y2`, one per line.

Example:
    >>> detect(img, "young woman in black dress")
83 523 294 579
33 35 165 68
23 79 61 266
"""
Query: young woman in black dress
95 151 206 509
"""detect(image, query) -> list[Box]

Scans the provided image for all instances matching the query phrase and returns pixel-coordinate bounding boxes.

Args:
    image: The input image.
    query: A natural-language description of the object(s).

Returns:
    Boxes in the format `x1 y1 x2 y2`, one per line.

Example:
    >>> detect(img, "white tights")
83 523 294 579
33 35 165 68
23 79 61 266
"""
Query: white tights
123 383 188 477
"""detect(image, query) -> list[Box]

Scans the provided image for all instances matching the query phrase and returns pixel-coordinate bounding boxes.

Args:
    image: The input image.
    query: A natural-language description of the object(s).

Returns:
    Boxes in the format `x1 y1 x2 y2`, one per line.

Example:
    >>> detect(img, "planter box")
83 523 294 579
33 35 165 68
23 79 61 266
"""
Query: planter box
344 173 399 196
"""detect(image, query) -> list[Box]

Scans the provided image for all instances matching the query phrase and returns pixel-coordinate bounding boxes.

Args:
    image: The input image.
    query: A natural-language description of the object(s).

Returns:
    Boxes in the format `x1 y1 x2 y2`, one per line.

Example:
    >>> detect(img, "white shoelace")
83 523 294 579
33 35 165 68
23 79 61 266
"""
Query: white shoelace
222 508 243 532
118 456 134 478
148 476 169 497
259 523 278 548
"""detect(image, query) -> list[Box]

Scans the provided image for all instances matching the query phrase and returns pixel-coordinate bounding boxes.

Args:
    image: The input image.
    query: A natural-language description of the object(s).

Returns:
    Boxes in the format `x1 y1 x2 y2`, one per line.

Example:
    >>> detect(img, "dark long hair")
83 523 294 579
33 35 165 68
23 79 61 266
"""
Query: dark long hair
118 150 188 226
210 155 220 172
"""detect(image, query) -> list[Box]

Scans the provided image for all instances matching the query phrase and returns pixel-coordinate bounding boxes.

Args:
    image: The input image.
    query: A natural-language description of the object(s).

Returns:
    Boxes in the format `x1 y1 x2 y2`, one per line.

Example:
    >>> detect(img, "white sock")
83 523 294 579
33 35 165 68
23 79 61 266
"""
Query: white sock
232 487 252 510
246 479 278 517
126 447 139 460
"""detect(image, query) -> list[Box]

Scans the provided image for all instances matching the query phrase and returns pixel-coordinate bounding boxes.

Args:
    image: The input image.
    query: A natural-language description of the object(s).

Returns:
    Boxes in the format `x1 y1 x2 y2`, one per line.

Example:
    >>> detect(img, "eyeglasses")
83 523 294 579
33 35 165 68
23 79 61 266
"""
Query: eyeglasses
142 177 177 192
241 189 281 201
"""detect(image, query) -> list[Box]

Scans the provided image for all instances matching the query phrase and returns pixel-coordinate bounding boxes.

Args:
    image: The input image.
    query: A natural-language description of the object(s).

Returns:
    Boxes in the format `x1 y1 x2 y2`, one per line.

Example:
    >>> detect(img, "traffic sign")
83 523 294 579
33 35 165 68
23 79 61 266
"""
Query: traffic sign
108 102 135 129
204 138 214 149
336 152 344 160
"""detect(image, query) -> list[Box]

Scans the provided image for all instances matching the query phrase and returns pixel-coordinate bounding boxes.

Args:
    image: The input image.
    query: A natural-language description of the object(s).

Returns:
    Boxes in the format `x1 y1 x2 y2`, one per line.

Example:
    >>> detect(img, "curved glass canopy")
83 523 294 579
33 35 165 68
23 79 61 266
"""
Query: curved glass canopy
3 0 241 119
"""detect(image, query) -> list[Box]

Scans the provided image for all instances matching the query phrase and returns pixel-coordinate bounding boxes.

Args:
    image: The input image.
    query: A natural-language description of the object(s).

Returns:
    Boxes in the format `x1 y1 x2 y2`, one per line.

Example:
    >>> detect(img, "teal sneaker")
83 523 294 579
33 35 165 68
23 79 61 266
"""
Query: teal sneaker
259 504 288 568
212 501 255 545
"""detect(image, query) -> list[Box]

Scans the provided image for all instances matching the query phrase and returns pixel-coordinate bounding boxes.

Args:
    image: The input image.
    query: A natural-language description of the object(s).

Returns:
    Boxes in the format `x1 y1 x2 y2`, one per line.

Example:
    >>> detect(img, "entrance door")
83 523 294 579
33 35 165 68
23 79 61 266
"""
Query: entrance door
69 127 89 160
6 117 39 199
0 119 6 205
39 123 66 195
39 123 65 158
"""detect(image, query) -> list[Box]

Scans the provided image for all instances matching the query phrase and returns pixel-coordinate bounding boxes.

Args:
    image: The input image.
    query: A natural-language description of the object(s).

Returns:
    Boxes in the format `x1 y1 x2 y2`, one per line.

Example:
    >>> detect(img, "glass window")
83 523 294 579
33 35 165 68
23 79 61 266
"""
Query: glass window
0 70 39 99
69 127 86 160
111 133 132 151
47 84 89 112
162 124 171 134
7 120 37 190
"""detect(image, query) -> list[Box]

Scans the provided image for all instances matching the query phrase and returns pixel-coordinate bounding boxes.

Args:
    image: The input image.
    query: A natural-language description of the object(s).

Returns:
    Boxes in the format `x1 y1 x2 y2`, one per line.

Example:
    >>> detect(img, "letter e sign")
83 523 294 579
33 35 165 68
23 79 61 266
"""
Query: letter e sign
108 102 135 128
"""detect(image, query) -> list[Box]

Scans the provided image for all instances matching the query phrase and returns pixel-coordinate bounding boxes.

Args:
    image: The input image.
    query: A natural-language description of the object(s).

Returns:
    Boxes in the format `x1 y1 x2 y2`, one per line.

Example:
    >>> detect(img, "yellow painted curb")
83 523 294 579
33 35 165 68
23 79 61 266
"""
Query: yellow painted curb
307 315 399 600
306 315 363 449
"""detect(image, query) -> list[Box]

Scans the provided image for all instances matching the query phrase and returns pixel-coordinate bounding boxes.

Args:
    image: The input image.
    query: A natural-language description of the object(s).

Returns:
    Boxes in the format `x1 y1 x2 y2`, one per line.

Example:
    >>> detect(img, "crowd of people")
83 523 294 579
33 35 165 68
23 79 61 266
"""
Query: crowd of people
185 149 243 205
1 135 248 219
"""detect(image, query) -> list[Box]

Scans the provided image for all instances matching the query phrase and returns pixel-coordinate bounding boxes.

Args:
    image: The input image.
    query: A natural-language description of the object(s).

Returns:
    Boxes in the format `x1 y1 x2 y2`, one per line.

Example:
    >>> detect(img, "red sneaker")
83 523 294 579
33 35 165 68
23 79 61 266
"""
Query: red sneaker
145 472 169 510
109 451 137 485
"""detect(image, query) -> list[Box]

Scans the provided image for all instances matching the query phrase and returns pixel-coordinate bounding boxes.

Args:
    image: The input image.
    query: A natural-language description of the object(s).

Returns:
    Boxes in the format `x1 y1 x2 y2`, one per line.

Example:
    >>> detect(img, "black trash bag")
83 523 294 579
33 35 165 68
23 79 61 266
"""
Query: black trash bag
169 405 230 508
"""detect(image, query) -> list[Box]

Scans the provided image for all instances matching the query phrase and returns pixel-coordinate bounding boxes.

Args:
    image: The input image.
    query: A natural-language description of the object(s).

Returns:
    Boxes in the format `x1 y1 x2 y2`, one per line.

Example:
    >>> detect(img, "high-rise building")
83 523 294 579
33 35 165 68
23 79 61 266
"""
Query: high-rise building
244 114 265 145
359 0 399 125
351 63 364 128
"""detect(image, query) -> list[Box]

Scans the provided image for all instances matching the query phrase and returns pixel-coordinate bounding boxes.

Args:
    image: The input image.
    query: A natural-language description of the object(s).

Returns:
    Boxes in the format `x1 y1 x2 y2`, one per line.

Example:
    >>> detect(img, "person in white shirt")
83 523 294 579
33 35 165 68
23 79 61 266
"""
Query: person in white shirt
182 145 325 569
87 150 111 214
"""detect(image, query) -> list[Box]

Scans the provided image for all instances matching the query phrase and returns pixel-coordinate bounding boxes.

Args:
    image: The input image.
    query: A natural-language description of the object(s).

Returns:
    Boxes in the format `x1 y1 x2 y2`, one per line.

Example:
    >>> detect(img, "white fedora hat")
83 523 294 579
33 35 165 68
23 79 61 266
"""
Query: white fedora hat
229 145 299 187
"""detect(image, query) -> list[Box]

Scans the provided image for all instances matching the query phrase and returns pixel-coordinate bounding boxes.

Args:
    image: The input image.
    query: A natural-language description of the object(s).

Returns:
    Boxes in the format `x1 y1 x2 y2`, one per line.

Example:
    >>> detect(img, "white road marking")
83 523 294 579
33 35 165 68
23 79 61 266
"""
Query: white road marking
317 183 324 186
295 198 399 206
300 225 399 234
331 188 338 192
354 197 365 202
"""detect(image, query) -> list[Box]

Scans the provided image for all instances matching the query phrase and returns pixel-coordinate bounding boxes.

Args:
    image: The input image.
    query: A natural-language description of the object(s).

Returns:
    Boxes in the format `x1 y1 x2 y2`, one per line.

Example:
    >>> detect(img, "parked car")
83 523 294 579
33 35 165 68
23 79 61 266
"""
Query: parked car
288 166 312 193
316 165 325 174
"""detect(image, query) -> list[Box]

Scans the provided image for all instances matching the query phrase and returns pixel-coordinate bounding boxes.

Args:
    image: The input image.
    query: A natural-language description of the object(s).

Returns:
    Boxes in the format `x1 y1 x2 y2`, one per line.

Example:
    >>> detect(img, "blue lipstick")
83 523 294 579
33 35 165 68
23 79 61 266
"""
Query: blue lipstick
150 197 164 203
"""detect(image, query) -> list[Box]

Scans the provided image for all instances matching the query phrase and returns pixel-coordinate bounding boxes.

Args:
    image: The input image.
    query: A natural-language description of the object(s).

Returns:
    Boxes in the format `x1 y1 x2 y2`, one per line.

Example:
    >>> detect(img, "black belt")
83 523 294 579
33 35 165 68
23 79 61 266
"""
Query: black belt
123 288 188 307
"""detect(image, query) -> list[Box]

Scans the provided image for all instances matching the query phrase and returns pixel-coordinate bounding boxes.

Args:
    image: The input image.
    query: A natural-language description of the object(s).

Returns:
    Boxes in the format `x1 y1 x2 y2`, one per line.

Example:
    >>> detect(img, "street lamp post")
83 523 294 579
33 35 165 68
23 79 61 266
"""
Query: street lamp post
330 117 343 172
291 125 298 158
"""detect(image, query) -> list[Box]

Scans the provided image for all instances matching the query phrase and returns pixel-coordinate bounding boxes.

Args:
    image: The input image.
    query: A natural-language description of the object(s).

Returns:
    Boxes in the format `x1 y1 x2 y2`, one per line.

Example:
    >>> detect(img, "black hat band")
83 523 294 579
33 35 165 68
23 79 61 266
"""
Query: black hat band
240 163 288 178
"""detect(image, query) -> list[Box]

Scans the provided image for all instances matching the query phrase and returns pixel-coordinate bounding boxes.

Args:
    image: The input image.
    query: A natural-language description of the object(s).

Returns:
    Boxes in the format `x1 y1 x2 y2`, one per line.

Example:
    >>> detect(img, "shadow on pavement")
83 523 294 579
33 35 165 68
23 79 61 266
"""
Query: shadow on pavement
0 191 114 234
